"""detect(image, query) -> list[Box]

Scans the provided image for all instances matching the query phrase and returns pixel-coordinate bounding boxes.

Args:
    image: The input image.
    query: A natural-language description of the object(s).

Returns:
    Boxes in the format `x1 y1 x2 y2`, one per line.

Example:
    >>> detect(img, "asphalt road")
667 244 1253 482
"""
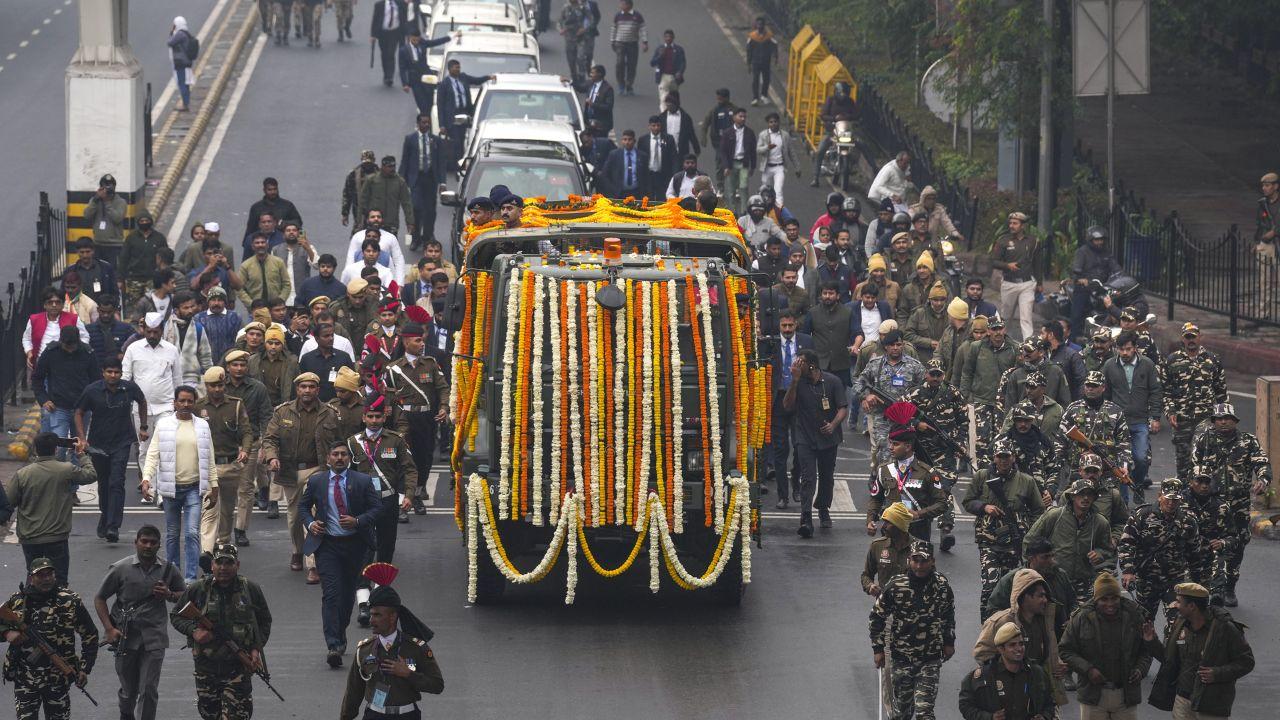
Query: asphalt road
2 1 1277 718
0 0 218 286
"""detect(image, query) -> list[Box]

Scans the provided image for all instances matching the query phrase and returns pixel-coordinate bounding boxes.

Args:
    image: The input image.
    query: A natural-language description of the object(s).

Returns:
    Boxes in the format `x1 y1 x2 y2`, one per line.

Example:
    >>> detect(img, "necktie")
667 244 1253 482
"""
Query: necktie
454 78 465 107
781 338 792 388
589 83 599 103
419 133 427 171
259 258 269 300
650 137 660 172
385 1 396 30
332 474 349 516
625 151 634 188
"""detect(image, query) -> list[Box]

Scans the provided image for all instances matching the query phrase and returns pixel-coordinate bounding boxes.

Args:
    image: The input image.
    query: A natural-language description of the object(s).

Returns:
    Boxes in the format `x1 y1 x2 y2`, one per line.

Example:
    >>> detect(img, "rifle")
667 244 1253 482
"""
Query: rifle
176 601 285 702
1064 425 1131 484
866 384 972 469
104 602 145 657
0 601 98 706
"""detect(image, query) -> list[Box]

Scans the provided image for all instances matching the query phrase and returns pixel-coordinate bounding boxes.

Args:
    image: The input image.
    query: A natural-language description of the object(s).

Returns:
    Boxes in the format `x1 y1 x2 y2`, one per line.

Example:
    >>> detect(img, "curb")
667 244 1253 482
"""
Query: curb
147 1 257 219
1251 509 1280 540
7 404 42 461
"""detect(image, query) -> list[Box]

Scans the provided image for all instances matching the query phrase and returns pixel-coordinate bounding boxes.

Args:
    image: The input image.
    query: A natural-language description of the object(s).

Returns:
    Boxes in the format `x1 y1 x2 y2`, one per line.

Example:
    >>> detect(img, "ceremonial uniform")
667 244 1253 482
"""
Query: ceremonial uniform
1161 344 1226 479
382 352 448 505
962 459 1045 616
1118 492 1207 627
867 455 951 541
194 385 252 551
348 426 418 564
1190 414 1271 600
339 581 443 720
1 576 99 720
260 394 341 568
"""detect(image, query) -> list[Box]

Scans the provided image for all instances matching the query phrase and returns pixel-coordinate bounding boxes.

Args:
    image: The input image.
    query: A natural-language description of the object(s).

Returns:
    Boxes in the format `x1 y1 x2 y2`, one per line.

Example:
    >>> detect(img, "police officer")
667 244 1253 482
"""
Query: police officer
1058 371 1132 492
1118 479 1207 628
1144 582 1254 719
224 350 273 545
195 367 252 553
1161 322 1227 479
960 621 1055 720
1058 572 1152 718
1181 468 1239 596
330 367 369 441
261 373 342 581
1190 402 1271 607
340 580 443 720
853 329 926 474
869 540 955 720
903 357 968 550
963 438 1045 617
1115 306 1161 365
381 318 447 515
348 397 417 626
860 501 913 719
1 557 99 720
170 544 271 720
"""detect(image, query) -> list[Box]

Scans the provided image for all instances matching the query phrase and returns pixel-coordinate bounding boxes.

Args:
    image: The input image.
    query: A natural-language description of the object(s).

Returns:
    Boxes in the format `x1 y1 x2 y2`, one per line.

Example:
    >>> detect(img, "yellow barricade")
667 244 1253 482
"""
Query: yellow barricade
806 55 857 148
791 33 830 146
786 25 816 123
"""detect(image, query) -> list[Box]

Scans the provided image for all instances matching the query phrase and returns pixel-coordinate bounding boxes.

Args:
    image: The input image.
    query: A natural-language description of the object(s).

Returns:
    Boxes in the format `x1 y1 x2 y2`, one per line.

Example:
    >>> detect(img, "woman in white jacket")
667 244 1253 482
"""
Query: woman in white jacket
141 385 218 582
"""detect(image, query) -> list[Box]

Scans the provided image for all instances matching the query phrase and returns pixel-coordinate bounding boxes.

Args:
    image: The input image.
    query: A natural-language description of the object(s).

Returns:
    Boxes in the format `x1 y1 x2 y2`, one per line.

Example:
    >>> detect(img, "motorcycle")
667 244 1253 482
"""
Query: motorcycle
1045 272 1150 331
818 120 859 192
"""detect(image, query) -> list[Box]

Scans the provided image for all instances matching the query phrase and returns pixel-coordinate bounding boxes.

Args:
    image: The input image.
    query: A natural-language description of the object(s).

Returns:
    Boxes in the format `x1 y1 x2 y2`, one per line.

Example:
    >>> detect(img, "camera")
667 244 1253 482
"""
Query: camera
53 437 78 449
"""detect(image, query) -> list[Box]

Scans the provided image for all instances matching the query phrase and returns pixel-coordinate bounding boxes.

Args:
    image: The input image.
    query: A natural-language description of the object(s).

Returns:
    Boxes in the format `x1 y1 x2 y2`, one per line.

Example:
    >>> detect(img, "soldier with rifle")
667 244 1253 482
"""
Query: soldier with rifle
171 543 279 719
94 524 187 720
1058 371 1132 493
903 358 969 551
0 557 100 719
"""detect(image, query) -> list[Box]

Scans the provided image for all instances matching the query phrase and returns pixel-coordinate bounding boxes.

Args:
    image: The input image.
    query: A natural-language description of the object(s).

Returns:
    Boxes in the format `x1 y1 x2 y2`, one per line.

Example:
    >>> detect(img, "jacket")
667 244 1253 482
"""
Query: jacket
237 254 291 308
959 657 1054 720
802 301 854 373
852 279 900 313
370 0 411 40
32 343 100 409
717 125 758 173
143 414 216 498
768 332 814 389
397 36 450 87
8 455 98 544
937 321 970 379
1101 354 1163 423
600 146 650 198
299 469 383 555
662 108 700 157
1024 486 1114 584
998 360 1072 414
170 575 271 673
639 132 678 196
755 127 799 171
961 337 1017 405
87 318 134 364
1071 243 1122 282
962 469 1045 550
358 172 415 232
118 230 169 281
84 194 128 246
648 42 685 81
1047 343 1087 401
1059 596 1152 708
902 304 948 360
164 316 213 387
1146 606 1254 716
582 80 615 134
973 568 1068 706
400 131 448 189
436 71 486 124
244 197 302 240
985 563 1076 634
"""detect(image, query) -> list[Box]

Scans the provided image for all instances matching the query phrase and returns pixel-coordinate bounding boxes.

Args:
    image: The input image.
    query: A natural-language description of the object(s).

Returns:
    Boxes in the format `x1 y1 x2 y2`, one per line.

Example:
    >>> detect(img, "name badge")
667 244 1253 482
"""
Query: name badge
370 686 389 712
328 369 338 383
98 220 107 230
820 397 830 411
890 374 905 387
92 281 101 293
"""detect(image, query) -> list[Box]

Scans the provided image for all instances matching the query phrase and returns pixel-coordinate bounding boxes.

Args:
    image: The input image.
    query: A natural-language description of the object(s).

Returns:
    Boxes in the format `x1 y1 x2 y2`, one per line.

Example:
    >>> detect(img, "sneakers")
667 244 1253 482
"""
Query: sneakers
775 498 789 510
750 97 760 106
398 508 410 523
266 501 279 519
412 496 427 515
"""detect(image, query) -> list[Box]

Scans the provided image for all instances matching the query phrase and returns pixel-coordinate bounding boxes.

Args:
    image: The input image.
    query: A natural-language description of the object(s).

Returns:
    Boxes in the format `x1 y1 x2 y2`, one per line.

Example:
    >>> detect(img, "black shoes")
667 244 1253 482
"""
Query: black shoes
399 508 410 523
266 501 279 519
357 602 370 628
819 509 832 529
412 496 427 515
797 518 814 538
327 650 343 668
775 498 788 510
235 529 250 547
1223 588 1239 607
105 530 119 544
792 489 801 503
940 530 955 553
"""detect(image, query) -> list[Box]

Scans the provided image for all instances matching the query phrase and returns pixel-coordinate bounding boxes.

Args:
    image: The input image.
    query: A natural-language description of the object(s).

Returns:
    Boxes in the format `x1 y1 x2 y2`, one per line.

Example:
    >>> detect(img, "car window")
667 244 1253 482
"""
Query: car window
448 52 537 75
469 163 583 202
476 90 579 127
432 20 519 33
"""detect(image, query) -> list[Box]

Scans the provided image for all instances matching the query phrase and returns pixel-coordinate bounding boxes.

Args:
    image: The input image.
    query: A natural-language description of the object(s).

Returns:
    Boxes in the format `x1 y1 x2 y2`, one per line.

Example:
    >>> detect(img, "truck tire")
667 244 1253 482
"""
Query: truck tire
474 546 507 604
711 540 745 606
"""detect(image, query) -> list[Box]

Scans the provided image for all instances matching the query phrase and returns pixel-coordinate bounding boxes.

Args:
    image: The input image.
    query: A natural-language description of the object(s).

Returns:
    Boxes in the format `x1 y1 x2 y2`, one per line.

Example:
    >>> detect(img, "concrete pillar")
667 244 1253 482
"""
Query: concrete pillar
1256 376 1280 511
65 0 145 254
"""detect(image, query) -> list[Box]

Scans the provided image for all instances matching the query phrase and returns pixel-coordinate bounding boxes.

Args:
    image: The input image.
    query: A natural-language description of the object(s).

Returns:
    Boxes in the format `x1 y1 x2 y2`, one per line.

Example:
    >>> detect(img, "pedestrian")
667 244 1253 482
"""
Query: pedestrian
123 312 182 469
300 325 357 402
398 28 452 115
118 221 165 309
59 272 99 326
165 292 215 387
781 348 847 537
964 438 1046 614
261 373 342 580
32 325 100 456
661 93 700 158
301 0 324 46
1101 331 1163 504
701 88 736 188
1255 172 1280 310
1145 582 1254 719
300 441 382 666
718 108 756 217
223 349 274 540
75 356 149 544
191 287 239 363
992 211 1040 341
902 284 949 362
169 543 272 720
559 0 593 86
582 64 616 136
237 233 292 310
997 338 1072 416
1058 370 1132 488
903 357 968 548
610 0 646 95
1180 469 1236 597
271 221 316 305
1024 479 1114 601
85 295 133 366
339 574 443 718
65 239 117 305
767 312 811 508
641 115 677 201
400 114 448 251
345 211 405 283
381 312 447 514
297 254 345 308
854 255 901 313
244 177 302 240
84 173 127 267
854 330 926 474
869 540 955 720
648 29 684 110
960 621 1055 720
193 368 251 554
1057 571 1151 719
745 17 776 106
860 501 913 717
908 186 963 245
330 368 368 440
168 16 195 110
974 568 1069 708
249 329 299 407
985 536 1077 634
7 433 99 583
0 557 99 719
960 316 1017 462
1162 322 1226 479
600 129 646 198
333 0 354 40
23 287 89 371
360 156 416 239
1041 320 1086 401
93 525 186 720
436 59 489 167
370 0 409 85
867 152 912 213
272 0 293 44
756 112 799 206
341 151 379 230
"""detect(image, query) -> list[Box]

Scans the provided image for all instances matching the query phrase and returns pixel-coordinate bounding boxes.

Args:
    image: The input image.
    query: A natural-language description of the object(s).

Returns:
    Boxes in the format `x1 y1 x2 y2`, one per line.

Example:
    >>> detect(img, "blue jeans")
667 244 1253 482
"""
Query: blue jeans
164 485 202 581
1121 422 1151 503
40 407 74 460
175 68 190 108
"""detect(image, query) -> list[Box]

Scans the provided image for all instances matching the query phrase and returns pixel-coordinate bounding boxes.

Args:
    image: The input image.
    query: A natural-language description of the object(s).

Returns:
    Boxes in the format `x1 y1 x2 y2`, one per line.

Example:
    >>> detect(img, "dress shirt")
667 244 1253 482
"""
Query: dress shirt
21 315 90 356
325 471 355 536
451 77 466 108
383 0 397 30
377 630 398 651
766 130 784 165
589 82 601 103
780 335 795 389
345 229 405 283
648 134 662 172
340 262 394 288
122 339 183 407
417 132 430 171
734 126 746 160
860 305 881 341
299 334 356 359
665 111 681 139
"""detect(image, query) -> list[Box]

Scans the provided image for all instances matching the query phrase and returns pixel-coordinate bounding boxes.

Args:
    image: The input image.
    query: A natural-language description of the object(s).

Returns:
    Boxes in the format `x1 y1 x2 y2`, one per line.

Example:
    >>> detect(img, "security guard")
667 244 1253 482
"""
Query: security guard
902 358 968 550
1162 322 1227 479
1 557 99 720
170 544 271 720
1118 479 1208 628
331 279 378 343
330 367 369 440
195 367 252 553
349 397 418 627
1081 326 1115 374
1181 468 1239 596
225 350 273 547
994 398 1060 502
381 317 448 515
260 373 341 580
248 328 299 407
1145 582 1254 719
340 581 443 720
859 501 913 719
1058 371 1132 491
866 422 953 542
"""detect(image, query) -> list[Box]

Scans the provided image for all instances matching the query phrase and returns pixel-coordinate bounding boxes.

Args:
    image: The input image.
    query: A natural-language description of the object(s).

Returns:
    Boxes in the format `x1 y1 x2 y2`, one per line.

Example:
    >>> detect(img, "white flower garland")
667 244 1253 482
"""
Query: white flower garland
498 271 522 520
612 278 627 526
530 274 546 526
696 272 726 533
548 275 563 525
667 279 684 534
566 281 585 501
448 329 462 425
466 474 574 603
650 474 751 590
564 493 579 604
585 286 601 526
648 495 661 592
636 281 654 532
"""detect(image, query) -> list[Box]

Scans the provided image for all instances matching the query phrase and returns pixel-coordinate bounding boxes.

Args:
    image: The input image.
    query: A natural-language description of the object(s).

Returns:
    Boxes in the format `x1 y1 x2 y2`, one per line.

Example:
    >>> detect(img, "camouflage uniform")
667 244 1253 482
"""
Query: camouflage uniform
868 549 955 720
995 425 1060 498
1133 330 1162 366
1192 423 1272 594
170 572 271 720
852 353 927 469
1117 489 1207 627
995 358 1071 416
1081 341 1114 374
1058 397 1131 489
558 1 594 85
867 458 954 542
0 585 99 720
958 334 1018 463
1160 346 1227 478
1181 481 1241 594
903 375 968 533
961 450 1046 618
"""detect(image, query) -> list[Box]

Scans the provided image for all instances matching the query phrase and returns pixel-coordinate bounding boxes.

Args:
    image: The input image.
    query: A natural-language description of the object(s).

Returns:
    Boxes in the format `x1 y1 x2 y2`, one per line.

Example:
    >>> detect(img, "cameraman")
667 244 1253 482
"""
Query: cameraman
84 174 128 267
962 438 1045 618
188 238 244 309
1069 226 1121 342
7 432 99 584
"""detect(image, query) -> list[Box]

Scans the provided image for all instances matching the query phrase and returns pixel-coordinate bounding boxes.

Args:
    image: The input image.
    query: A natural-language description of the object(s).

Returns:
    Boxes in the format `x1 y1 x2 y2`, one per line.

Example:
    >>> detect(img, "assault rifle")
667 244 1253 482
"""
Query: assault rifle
0 601 98 706
104 602 144 657
176 602 285 702
866 385 972 470
1064 426 1131 485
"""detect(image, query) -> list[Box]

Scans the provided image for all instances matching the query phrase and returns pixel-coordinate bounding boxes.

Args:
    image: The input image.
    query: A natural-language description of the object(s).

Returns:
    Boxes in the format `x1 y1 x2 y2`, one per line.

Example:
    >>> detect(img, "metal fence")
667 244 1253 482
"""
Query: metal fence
0 192 66 425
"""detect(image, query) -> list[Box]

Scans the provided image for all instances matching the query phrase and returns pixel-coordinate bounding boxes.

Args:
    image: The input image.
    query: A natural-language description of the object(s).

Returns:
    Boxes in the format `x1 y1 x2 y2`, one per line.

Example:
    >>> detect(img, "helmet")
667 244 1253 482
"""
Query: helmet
1086 225 1108 242
826 192 845 208
747 195 766 211
834 81 850 98
1104 274 1142 307
758 185 777 203
892 212 911 226
842 198 859 212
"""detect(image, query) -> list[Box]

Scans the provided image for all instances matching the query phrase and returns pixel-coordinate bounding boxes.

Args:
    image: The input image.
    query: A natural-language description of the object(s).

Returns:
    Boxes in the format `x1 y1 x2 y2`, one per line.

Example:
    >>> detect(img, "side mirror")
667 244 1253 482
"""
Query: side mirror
440 190 461 206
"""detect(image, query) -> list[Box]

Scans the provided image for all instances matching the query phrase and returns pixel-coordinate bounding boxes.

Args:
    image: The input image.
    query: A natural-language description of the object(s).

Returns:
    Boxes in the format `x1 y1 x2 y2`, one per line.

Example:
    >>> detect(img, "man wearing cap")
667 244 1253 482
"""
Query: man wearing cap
1 556 100 719
1101 330 1163 504
1059 371 1132 490
866 418 952 543
194 369 251 553
885 232 915 289
855 253 902 311
342 151 380 230
964 438 1047 614
974 568 1068 704
84 174 127 266
1083 326 1116 374
1112 307 1160 366
1069 224 1123 337
782 348 848 537
903 357 968 550
960 316 1017 462
997 339 1072 415
940 298 979 374
1001 373 1065 441
902 283 950 362
945 314 986 385
162 292 213 389
961 620 1054 720
986 536 1077 634
170 542 272 720
993 211 1040 341
861 501 913 717
330 367 369 440
854 320 921 376
340 578 443 719
1118 479 1207 628
869 539 955 720
124 312 183 466
360 156 415 238
382 312 448 515
193 287 241 365
997 398 1061 499
1144 582 1253 719
1256 171 1280 310
261 373 341 576
331 278 378 345
1181 469 1238 597
854 328 926 474
1065 453 1129 548
1162 323 1226 479
1025 479 1114 601
222 349 274 535
250 328 299 407
1191 402 1270 608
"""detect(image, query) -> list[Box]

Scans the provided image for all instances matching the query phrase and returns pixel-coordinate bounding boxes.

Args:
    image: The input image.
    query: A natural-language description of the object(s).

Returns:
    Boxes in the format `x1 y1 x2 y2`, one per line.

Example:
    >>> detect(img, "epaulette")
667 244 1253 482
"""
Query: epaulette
357 636 375 649
272 400 292 411
412 637 427 647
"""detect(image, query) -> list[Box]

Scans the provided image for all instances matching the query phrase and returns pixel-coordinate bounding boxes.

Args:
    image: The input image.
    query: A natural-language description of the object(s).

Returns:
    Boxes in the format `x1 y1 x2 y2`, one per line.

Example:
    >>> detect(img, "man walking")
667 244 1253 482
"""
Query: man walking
960 621 1055 720
370 0 409 87
1145 583 1253 720
963 439 1046 615
194 368 251 553
398 28 452 116
855 329 926 473
1102 331 1163 504
1162 322 1226 479
718 108 756 217
75 357 148 544
382 316 448 514
1024 479 1114 601
1255 172 1280 310
359 156 415 238
647 29 683 110
993 211 1041 341
141 386 217 583
123 313 182 467
93 525 186 720
558 0 594 87
1057 572 1152 719
7 433 99 583
271 221 316 306
756 112 798 206
610 0 647 95
32 326 100 455
767 312 811 508
238 234 291 310
117 217 169 304
400 114 448 251
782 348 847 538
641 115 677 201
745 17 777 106
960 317 1017 463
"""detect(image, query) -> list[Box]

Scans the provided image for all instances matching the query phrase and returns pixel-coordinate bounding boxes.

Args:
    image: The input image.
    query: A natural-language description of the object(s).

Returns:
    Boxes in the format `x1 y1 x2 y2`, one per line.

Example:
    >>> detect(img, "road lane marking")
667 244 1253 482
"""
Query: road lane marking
428 470 443 502
19 40 29 48
31 29 40 36
5 54 14 60
44 17 52 24
830 480 856 512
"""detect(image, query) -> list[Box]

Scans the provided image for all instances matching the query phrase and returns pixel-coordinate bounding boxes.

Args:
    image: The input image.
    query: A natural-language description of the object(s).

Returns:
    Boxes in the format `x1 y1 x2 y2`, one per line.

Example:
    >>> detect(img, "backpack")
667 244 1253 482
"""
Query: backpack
187 33 200 63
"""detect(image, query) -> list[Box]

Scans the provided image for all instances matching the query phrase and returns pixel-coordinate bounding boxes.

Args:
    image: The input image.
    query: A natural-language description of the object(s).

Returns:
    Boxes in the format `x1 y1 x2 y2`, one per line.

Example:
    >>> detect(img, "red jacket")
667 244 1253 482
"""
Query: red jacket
27 311 80 364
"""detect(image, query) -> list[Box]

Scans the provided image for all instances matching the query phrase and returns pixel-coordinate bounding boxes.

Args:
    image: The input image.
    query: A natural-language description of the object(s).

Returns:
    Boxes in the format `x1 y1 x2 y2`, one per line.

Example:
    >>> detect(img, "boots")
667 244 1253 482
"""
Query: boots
357 602 370 627
940 528 956 553
1223 582 1239 607
235 529 250 547
266 501 280 519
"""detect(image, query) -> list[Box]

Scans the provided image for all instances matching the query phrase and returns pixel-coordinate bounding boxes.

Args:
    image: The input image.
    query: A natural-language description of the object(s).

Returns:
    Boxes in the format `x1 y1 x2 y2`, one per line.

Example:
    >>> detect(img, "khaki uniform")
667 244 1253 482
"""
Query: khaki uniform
248 351 299 407
383 355 449 502
339 633 443 720
194 396 252 552
329 297 375 344
328 395 367 441
260 400 341 557
225 377 272 533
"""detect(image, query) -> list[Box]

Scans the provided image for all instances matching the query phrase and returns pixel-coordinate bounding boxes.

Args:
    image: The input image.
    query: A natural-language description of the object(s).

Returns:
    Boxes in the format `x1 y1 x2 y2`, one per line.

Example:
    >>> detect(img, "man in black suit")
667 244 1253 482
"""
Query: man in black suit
435 58 490 169
600 129 648 199
641 115 677 201
399 27 452 114
300 441 382 666
661 92 701 158
371 0 412 87
582 64 615 136
717 107 757 217
400 113 448 250
769 310 813 508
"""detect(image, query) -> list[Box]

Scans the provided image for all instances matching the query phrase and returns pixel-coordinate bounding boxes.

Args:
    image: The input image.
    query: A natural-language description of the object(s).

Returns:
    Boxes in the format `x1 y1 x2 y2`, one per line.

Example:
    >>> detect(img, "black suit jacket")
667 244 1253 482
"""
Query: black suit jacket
718 125 758 173
582 80 615 134
299 469 382 555
400 131 447 189
639 132 677 197
663 108 701 157
600 146 649 198
770 332 815 388
435 72 486 122
371 0 411 40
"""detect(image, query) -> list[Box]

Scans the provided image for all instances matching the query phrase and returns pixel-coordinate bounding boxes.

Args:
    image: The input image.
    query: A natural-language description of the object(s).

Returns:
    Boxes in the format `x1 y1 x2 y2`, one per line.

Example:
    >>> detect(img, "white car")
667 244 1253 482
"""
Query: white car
468 74 584 145
419 0 536 37
440 31 539 83
462 119 583 167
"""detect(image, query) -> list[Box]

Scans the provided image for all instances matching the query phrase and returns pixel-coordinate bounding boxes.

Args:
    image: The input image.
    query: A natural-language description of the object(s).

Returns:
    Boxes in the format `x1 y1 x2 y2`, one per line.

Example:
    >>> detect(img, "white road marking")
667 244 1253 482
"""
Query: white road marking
5 54 14 60
829 479 856 511
54 9 63 15
427 470 443 501
44 17 52 24
152 0 233 125
19 40 29 48
164 32 268 240
31 28 40 36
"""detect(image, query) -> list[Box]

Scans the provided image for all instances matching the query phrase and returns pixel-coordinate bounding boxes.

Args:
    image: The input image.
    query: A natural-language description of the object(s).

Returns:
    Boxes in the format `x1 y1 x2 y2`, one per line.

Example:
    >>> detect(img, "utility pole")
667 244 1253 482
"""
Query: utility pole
1106 0 1116 242
1036 0 1053 238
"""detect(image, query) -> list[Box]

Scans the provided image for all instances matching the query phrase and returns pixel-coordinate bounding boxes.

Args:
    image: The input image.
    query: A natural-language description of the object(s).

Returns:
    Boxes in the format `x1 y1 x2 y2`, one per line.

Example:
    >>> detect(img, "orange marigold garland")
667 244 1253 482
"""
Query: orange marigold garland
685 277 713 526
579 282 594 526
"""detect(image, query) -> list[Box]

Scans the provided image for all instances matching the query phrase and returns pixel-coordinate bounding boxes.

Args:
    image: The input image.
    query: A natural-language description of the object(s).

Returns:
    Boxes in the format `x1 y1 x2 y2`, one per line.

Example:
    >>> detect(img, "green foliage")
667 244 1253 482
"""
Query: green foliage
936 151 990 182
